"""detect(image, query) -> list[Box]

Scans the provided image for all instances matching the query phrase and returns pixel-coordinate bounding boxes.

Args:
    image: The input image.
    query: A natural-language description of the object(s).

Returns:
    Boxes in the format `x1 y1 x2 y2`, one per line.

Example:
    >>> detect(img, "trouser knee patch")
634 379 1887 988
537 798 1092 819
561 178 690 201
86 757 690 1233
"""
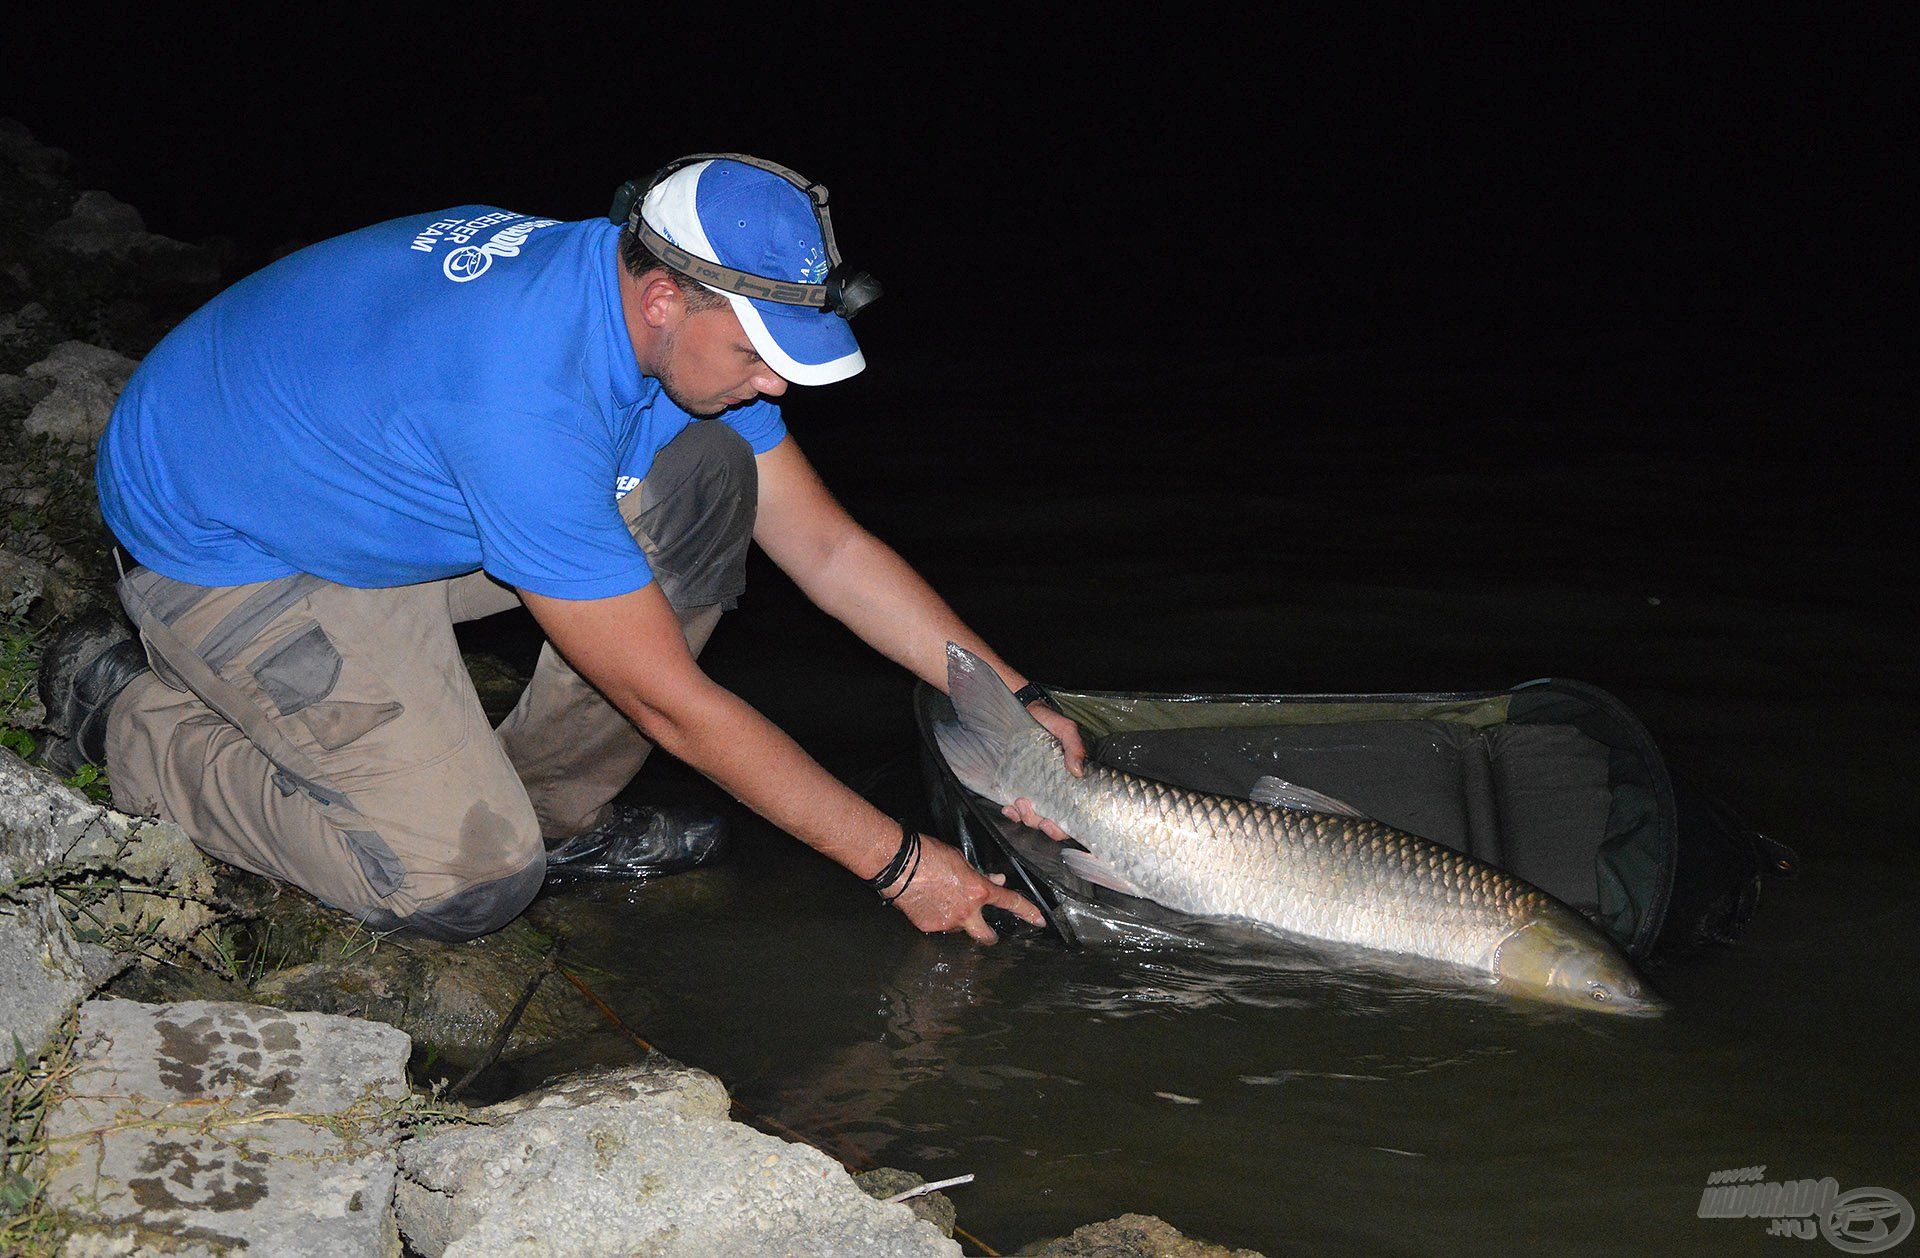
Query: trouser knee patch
362 855 546 943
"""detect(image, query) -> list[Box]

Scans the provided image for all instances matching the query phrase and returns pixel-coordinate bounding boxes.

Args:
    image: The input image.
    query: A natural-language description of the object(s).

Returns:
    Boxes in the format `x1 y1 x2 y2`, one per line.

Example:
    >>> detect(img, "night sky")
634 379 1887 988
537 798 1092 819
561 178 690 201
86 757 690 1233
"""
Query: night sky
7 10 1913 441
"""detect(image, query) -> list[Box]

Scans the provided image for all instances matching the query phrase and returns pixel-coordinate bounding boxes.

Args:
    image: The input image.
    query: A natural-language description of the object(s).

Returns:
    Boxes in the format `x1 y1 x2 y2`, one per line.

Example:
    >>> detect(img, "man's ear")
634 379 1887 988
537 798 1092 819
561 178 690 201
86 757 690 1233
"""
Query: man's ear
639 273 686 330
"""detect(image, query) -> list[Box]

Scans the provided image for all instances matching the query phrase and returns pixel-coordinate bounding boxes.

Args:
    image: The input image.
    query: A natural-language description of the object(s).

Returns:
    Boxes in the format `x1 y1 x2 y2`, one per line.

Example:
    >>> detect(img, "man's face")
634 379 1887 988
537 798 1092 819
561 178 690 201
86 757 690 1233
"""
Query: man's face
655 304 790 416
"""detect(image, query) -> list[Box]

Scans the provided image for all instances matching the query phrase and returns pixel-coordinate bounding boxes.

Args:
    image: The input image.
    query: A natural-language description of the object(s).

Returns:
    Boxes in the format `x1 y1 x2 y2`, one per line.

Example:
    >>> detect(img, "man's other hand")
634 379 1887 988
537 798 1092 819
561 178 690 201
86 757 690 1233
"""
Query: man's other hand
889 834 1045 944
1029 703 1088 777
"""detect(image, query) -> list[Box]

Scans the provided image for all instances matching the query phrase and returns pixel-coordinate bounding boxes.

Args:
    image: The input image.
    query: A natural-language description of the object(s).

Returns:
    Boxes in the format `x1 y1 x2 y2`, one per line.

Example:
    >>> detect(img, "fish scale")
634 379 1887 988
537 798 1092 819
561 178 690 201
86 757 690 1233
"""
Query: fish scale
935 643 1660 1013
1010 734 1550 971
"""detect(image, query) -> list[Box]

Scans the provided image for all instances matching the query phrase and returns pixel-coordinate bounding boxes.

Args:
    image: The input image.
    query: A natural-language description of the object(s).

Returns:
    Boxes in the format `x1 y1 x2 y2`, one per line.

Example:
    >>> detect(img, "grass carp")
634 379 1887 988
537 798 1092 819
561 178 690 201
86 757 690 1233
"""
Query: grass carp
933 644 1662 1016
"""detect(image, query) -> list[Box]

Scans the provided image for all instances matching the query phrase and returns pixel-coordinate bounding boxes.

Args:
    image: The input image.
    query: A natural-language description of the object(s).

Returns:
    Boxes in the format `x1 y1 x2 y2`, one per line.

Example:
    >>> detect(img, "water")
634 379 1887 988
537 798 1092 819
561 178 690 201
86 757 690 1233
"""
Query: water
484 358 1916 1255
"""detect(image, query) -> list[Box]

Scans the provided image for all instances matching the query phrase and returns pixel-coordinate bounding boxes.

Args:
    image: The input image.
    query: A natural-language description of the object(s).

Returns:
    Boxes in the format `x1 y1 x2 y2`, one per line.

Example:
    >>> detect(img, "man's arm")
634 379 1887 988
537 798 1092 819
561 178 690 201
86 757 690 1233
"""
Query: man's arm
519 582 1043 941
753 436 1087 801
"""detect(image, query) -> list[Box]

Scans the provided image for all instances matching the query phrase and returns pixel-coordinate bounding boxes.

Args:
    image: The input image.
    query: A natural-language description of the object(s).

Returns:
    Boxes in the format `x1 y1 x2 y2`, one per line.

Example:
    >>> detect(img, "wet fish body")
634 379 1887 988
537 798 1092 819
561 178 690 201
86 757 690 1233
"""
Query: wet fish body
934 645 1661 1015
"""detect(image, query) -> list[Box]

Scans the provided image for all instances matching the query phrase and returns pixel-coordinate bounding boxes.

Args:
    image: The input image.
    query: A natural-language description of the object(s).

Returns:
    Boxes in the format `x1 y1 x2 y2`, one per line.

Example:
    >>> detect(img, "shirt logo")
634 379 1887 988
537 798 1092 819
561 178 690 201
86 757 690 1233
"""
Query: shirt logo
408 212 561 283
614 474 642 500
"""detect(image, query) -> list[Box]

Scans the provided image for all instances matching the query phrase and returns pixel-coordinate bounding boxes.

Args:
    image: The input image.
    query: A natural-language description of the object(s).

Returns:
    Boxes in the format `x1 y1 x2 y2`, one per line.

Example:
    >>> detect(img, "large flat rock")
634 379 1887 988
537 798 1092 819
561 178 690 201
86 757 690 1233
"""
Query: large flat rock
398 1059 959 1258
43 999 412 1256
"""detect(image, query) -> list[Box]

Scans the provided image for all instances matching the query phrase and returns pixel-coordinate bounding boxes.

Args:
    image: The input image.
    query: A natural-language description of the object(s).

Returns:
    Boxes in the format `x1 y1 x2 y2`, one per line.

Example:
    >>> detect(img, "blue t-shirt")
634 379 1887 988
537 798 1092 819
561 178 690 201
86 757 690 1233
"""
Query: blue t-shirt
96 208 786 599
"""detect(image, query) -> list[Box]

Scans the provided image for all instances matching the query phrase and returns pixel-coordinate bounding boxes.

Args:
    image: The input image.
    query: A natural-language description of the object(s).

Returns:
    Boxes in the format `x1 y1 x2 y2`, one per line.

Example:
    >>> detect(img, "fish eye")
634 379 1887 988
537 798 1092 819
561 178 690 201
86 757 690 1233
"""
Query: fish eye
1589 984 1611 1002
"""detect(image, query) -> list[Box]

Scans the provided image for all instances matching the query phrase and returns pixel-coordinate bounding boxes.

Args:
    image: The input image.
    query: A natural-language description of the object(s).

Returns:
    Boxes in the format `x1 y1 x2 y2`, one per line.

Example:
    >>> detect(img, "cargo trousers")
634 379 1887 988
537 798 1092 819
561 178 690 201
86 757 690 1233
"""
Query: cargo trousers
104 422 756 941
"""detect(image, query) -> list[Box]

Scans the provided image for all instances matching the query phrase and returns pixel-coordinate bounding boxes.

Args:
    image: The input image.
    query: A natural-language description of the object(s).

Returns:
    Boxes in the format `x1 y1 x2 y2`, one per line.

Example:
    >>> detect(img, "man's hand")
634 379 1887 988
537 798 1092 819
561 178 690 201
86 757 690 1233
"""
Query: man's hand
1030 704 1087 776
999 701 1084 841
887 834 1046 943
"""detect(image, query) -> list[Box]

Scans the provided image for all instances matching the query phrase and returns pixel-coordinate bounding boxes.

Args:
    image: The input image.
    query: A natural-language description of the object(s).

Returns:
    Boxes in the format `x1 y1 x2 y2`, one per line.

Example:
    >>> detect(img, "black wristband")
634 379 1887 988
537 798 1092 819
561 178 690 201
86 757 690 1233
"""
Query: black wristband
879 832 922 905
1013 682 1052 710
864 820 916 891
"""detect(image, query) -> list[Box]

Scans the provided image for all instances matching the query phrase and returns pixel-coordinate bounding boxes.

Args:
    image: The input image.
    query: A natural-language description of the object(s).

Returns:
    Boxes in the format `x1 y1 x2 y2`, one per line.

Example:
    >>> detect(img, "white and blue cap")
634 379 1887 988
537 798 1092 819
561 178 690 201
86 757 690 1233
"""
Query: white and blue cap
636 158 867 386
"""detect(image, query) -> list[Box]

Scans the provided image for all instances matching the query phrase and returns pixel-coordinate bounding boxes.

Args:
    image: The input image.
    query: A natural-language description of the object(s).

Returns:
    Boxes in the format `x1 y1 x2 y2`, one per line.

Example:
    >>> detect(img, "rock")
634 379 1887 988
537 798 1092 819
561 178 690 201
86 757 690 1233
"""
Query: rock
856 1167 960 1239
0 366 53 421
43 190 149 257
461 651 528 725
1018 1214 1267 1258
0 542 50 617
244 889 596 1068
397 1072 959 1257
0 874 96 1070
0 750 219 1059
20 338 139 443
0 118 71 179
41 190 222 291
42 999 412 1256
482 1058 730 1123
0 299 58 370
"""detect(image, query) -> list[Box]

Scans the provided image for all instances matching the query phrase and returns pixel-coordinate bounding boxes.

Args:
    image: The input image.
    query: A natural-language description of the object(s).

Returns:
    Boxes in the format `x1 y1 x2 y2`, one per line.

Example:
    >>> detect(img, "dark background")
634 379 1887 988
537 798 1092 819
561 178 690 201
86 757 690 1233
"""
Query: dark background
8 10 1913 377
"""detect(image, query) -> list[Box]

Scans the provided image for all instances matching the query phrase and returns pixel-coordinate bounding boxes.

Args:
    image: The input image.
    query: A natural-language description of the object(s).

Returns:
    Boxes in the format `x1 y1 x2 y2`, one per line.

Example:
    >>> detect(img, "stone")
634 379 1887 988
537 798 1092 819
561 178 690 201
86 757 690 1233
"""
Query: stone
1018 1214 1268 1258
20 339 139 443
0 880 95 1064
0 118 71 178
0 367 53 421
397 1078 960 1257
42 190 151 257
856 1167 960 1239
0 542 50 617
0 750 219 1059
0 300 57 370
39 190 222 293
482 1057 729 1123
244 889 595 1068
42 999 412 1256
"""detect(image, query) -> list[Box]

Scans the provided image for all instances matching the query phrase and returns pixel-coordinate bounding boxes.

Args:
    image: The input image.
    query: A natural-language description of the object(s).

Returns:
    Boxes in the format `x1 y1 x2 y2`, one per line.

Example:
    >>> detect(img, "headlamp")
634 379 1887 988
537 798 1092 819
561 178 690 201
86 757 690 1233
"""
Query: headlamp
608 154 882 320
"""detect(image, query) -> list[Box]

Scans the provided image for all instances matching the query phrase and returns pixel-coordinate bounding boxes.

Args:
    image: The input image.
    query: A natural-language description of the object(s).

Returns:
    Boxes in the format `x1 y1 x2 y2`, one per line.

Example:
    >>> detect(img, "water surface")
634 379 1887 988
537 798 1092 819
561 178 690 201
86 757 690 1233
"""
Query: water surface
485 359 1915 1254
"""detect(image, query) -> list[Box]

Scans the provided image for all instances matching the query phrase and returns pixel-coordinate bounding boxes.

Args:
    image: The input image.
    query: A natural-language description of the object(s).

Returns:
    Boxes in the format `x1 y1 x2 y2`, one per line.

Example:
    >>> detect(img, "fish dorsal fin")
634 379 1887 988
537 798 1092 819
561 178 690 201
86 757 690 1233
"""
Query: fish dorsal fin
1250 775 1365 818
1062 847 1147 897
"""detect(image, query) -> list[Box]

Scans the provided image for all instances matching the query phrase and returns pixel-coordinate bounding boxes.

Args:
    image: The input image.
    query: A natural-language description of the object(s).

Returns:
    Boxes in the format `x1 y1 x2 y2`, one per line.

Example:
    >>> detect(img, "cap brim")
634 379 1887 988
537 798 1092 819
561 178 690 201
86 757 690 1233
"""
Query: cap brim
721 292 865 386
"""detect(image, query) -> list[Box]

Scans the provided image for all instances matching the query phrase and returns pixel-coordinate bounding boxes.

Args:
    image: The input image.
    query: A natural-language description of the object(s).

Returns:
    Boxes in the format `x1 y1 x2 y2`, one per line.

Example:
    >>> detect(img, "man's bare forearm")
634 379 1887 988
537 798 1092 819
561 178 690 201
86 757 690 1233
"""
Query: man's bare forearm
788 524 1030 695
609 671 901 879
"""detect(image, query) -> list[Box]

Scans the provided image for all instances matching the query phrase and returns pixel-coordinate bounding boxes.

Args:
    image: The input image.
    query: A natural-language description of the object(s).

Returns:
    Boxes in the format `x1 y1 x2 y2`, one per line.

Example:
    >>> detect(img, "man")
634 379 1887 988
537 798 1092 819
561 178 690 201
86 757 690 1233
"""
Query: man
43 154 1081 943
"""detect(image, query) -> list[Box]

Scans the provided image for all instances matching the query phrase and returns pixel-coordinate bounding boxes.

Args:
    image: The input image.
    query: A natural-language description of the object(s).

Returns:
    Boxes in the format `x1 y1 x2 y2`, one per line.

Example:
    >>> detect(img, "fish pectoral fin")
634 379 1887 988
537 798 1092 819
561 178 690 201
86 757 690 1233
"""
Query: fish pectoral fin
1250 774 1366 818
1061 847 1147 897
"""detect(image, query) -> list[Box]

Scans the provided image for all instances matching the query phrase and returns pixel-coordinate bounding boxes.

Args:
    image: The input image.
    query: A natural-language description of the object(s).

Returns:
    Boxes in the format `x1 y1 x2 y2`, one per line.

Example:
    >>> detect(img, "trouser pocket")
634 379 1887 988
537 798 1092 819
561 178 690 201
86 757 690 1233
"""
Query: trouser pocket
250 619 404 750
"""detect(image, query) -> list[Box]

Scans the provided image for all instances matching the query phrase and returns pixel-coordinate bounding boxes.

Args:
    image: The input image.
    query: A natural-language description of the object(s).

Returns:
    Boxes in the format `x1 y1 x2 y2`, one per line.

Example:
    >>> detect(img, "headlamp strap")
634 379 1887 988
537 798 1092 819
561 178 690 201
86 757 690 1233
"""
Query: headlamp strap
620 152 874 315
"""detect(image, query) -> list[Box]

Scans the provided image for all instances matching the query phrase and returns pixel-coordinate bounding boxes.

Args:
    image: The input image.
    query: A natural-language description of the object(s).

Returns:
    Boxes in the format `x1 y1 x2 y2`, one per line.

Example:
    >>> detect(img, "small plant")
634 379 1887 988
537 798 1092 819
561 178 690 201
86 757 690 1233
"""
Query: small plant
0 609 44 761
60 764 108 805
0 1020 78 1254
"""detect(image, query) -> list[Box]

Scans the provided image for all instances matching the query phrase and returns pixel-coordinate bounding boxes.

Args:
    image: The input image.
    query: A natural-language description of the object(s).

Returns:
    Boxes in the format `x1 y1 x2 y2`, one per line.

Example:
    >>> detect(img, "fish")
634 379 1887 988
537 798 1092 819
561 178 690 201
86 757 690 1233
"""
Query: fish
933 644 1663 1016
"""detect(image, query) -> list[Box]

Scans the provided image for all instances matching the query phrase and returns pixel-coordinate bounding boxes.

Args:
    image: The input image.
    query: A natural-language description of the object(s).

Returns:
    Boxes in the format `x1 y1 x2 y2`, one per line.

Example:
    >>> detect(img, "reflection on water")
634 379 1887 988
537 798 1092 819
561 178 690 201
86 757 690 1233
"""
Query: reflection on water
526 794 1914 1257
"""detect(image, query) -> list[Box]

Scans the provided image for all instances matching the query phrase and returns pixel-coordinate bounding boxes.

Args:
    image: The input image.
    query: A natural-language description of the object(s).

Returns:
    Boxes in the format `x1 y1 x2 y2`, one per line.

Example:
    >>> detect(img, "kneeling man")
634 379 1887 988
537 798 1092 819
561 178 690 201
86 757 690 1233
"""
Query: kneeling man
45 154 1081 943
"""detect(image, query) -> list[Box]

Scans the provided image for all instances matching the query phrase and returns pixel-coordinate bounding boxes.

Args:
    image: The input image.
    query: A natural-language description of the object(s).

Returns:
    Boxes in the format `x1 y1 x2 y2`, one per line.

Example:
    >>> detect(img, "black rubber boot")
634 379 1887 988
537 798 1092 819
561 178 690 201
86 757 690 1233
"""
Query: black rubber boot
543 803 731 880
36 610 151 777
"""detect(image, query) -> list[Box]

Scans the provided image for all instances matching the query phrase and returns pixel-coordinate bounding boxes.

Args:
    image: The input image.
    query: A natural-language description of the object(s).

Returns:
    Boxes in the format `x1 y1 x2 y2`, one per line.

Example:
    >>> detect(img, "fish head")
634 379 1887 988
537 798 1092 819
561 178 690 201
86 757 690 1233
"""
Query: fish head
1490 915 1666 1017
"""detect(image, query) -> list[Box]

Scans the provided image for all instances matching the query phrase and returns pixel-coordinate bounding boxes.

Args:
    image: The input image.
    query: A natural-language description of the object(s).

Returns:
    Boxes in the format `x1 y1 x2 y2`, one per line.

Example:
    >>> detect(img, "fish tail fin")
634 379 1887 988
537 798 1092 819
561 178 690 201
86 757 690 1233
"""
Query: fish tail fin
933 643 1041 802
933 719 1002 800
